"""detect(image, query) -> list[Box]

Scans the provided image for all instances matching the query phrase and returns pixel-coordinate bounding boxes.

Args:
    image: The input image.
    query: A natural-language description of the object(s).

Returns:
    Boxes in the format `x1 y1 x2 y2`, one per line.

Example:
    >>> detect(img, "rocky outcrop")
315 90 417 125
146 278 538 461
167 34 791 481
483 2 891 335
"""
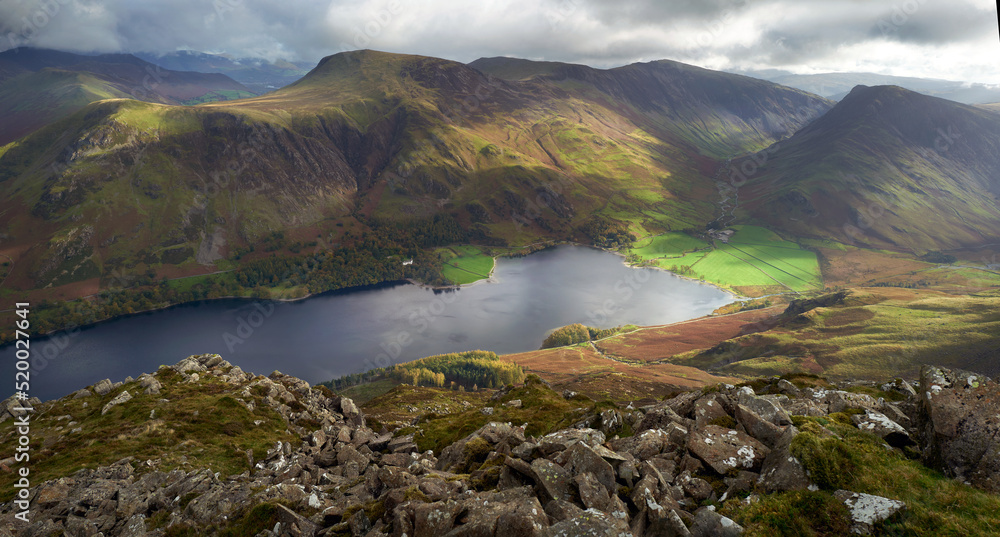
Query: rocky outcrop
18 357 1000 536
916 366 1000 492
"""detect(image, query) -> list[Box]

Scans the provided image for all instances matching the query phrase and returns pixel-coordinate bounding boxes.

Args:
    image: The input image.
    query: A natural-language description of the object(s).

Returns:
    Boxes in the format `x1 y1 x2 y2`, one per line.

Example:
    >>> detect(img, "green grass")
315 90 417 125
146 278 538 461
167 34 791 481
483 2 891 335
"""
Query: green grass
182 90 258 105
631 232 707 260
367 375 592 454
732 416 1000 536
437 245 495 285
628 226 822 295
336 378 401 404
676 289 1000 380
0 368 296 501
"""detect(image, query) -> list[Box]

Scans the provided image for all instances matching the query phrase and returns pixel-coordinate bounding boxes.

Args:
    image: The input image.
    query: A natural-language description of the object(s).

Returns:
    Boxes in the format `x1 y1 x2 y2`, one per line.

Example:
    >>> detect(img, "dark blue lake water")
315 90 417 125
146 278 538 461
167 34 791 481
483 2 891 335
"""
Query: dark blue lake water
9 246 734 401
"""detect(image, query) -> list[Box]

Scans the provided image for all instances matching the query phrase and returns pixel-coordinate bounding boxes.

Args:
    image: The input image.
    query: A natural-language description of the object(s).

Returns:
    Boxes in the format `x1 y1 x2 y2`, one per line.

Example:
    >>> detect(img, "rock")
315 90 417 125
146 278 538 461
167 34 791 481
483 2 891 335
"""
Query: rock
505 399 523 408
677 472 713 502
538 428 606 455
437 422 526 472
692 395 732 428
557 443 617 493
689 507 743 537
173 355 209 374
547 508 630 537
878 402 911 428
616 459 637 487
733 404 785 449
101 391 133 415
413 501 461 535
380 453 413 467
881 378 917 398
723 471 759 500
608 429 673 460
274 503 320 536
776 379 801 397
756 426 809 493
591 444 627 463
513 441 538 461
340 397 360 417
574 472 612 511
495 495 550 537
834 490 905 534
392 442 418 455
544 499 585 523
781 398 828 417
530 458 572 503
663 390 701 418
917 366 1000 492
637 403 690 434
646 508 691 537
93 379 113 396
72 389 93 399
138 374 162 395
827 391 880 414
851 410 913 448
688 425 769 475
369 432 393 451
735 387 792 427
482 406 495 415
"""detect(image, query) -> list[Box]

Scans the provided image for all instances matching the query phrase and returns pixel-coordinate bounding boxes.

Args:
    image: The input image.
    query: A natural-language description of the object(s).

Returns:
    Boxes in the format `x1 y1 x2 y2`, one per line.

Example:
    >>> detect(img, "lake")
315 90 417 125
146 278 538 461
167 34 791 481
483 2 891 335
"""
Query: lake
10 246 734 401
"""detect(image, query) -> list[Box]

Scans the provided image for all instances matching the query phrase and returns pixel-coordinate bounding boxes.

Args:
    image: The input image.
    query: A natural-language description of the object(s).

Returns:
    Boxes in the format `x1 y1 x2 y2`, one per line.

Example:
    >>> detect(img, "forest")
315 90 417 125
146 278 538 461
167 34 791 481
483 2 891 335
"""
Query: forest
323 350 526 391
7 214 471 344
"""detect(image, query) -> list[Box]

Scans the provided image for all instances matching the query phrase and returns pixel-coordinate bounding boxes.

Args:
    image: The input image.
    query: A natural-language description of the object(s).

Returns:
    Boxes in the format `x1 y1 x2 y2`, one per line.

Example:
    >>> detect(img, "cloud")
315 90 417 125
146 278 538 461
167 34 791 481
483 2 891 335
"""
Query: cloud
1 0 998 83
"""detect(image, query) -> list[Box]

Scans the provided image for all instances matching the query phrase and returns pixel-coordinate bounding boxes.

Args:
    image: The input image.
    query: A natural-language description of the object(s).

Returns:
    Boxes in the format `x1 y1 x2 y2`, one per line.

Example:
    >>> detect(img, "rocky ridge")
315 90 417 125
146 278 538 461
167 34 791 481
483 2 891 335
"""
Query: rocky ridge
0 354 997 536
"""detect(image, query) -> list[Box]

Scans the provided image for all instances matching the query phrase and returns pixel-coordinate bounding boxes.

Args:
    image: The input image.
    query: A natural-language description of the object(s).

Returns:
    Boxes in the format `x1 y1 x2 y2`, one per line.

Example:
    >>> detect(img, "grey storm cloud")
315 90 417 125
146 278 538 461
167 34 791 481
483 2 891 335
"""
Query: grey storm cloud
0 0 997 82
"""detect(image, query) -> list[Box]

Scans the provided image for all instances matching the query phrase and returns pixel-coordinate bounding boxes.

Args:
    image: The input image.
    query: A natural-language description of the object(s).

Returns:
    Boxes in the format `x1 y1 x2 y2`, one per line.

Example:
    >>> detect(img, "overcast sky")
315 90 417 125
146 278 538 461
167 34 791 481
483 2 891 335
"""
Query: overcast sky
2 0 998 83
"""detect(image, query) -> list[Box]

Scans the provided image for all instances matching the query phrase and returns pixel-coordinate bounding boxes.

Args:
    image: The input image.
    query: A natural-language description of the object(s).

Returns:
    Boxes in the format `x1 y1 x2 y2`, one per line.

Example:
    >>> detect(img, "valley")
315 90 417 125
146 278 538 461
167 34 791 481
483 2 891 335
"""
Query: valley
1 39 999 537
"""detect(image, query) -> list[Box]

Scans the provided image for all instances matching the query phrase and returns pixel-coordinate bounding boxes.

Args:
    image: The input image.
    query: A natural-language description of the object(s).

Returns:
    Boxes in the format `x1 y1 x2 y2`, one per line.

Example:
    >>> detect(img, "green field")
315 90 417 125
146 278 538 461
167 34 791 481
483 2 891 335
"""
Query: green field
437 245 495 285
630 226 822 295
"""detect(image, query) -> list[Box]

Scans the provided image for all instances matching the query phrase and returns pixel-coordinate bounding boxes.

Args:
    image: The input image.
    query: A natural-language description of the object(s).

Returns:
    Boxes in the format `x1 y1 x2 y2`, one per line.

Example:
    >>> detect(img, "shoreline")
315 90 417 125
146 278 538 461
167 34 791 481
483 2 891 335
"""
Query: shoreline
604 245 747 302
4 241 757 346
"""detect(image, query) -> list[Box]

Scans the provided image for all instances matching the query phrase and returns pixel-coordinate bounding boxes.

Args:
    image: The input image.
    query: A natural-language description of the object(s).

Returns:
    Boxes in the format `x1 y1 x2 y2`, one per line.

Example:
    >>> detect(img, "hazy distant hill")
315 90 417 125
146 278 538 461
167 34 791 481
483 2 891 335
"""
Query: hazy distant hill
741 85 1000 250
0 48 255 145
135 50 313 93
739 69 1000 105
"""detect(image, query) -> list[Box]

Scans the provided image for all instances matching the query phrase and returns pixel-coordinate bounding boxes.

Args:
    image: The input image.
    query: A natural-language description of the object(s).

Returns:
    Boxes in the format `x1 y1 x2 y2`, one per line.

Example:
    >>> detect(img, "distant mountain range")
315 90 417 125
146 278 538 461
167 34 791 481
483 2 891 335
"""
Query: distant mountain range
134 50 313 93
738 68 1000 105
0 49 998 298
0 48 254 145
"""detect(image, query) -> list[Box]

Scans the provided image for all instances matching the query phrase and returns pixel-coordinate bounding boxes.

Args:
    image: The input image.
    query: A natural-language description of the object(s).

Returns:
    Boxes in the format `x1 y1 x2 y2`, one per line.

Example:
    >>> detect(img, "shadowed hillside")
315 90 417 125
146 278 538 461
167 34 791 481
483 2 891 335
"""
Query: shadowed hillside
740 85 1000 251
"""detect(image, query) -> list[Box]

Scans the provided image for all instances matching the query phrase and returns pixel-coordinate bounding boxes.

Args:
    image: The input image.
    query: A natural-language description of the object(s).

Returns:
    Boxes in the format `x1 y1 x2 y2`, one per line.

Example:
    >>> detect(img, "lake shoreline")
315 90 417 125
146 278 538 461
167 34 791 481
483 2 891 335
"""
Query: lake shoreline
8 245 738 402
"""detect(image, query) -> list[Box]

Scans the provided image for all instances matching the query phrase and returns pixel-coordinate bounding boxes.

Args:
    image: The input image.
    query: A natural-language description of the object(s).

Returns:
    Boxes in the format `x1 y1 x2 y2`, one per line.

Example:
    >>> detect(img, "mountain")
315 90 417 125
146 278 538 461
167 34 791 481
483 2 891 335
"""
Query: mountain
739 85 1000 251
738 69 1000 104
135 50 313 93
471 56 831 158
0 48 256 145
0 49 830 294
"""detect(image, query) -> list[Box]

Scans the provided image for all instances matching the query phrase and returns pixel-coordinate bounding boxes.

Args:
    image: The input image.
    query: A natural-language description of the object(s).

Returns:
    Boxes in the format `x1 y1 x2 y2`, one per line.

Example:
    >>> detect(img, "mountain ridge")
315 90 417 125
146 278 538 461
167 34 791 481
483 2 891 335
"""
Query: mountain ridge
0 49 830 299
740 84 1000 250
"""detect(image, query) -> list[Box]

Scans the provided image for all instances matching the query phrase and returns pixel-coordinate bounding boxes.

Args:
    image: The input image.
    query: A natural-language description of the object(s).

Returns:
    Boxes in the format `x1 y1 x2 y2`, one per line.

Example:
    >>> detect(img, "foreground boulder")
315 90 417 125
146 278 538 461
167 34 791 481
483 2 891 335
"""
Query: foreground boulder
834 490 906 535
917 366 1000 492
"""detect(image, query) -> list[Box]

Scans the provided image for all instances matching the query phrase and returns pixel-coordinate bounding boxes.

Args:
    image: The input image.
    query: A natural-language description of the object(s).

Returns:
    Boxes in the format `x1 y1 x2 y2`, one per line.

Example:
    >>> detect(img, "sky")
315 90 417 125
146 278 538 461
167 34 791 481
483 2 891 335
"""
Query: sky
2 0 999 83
